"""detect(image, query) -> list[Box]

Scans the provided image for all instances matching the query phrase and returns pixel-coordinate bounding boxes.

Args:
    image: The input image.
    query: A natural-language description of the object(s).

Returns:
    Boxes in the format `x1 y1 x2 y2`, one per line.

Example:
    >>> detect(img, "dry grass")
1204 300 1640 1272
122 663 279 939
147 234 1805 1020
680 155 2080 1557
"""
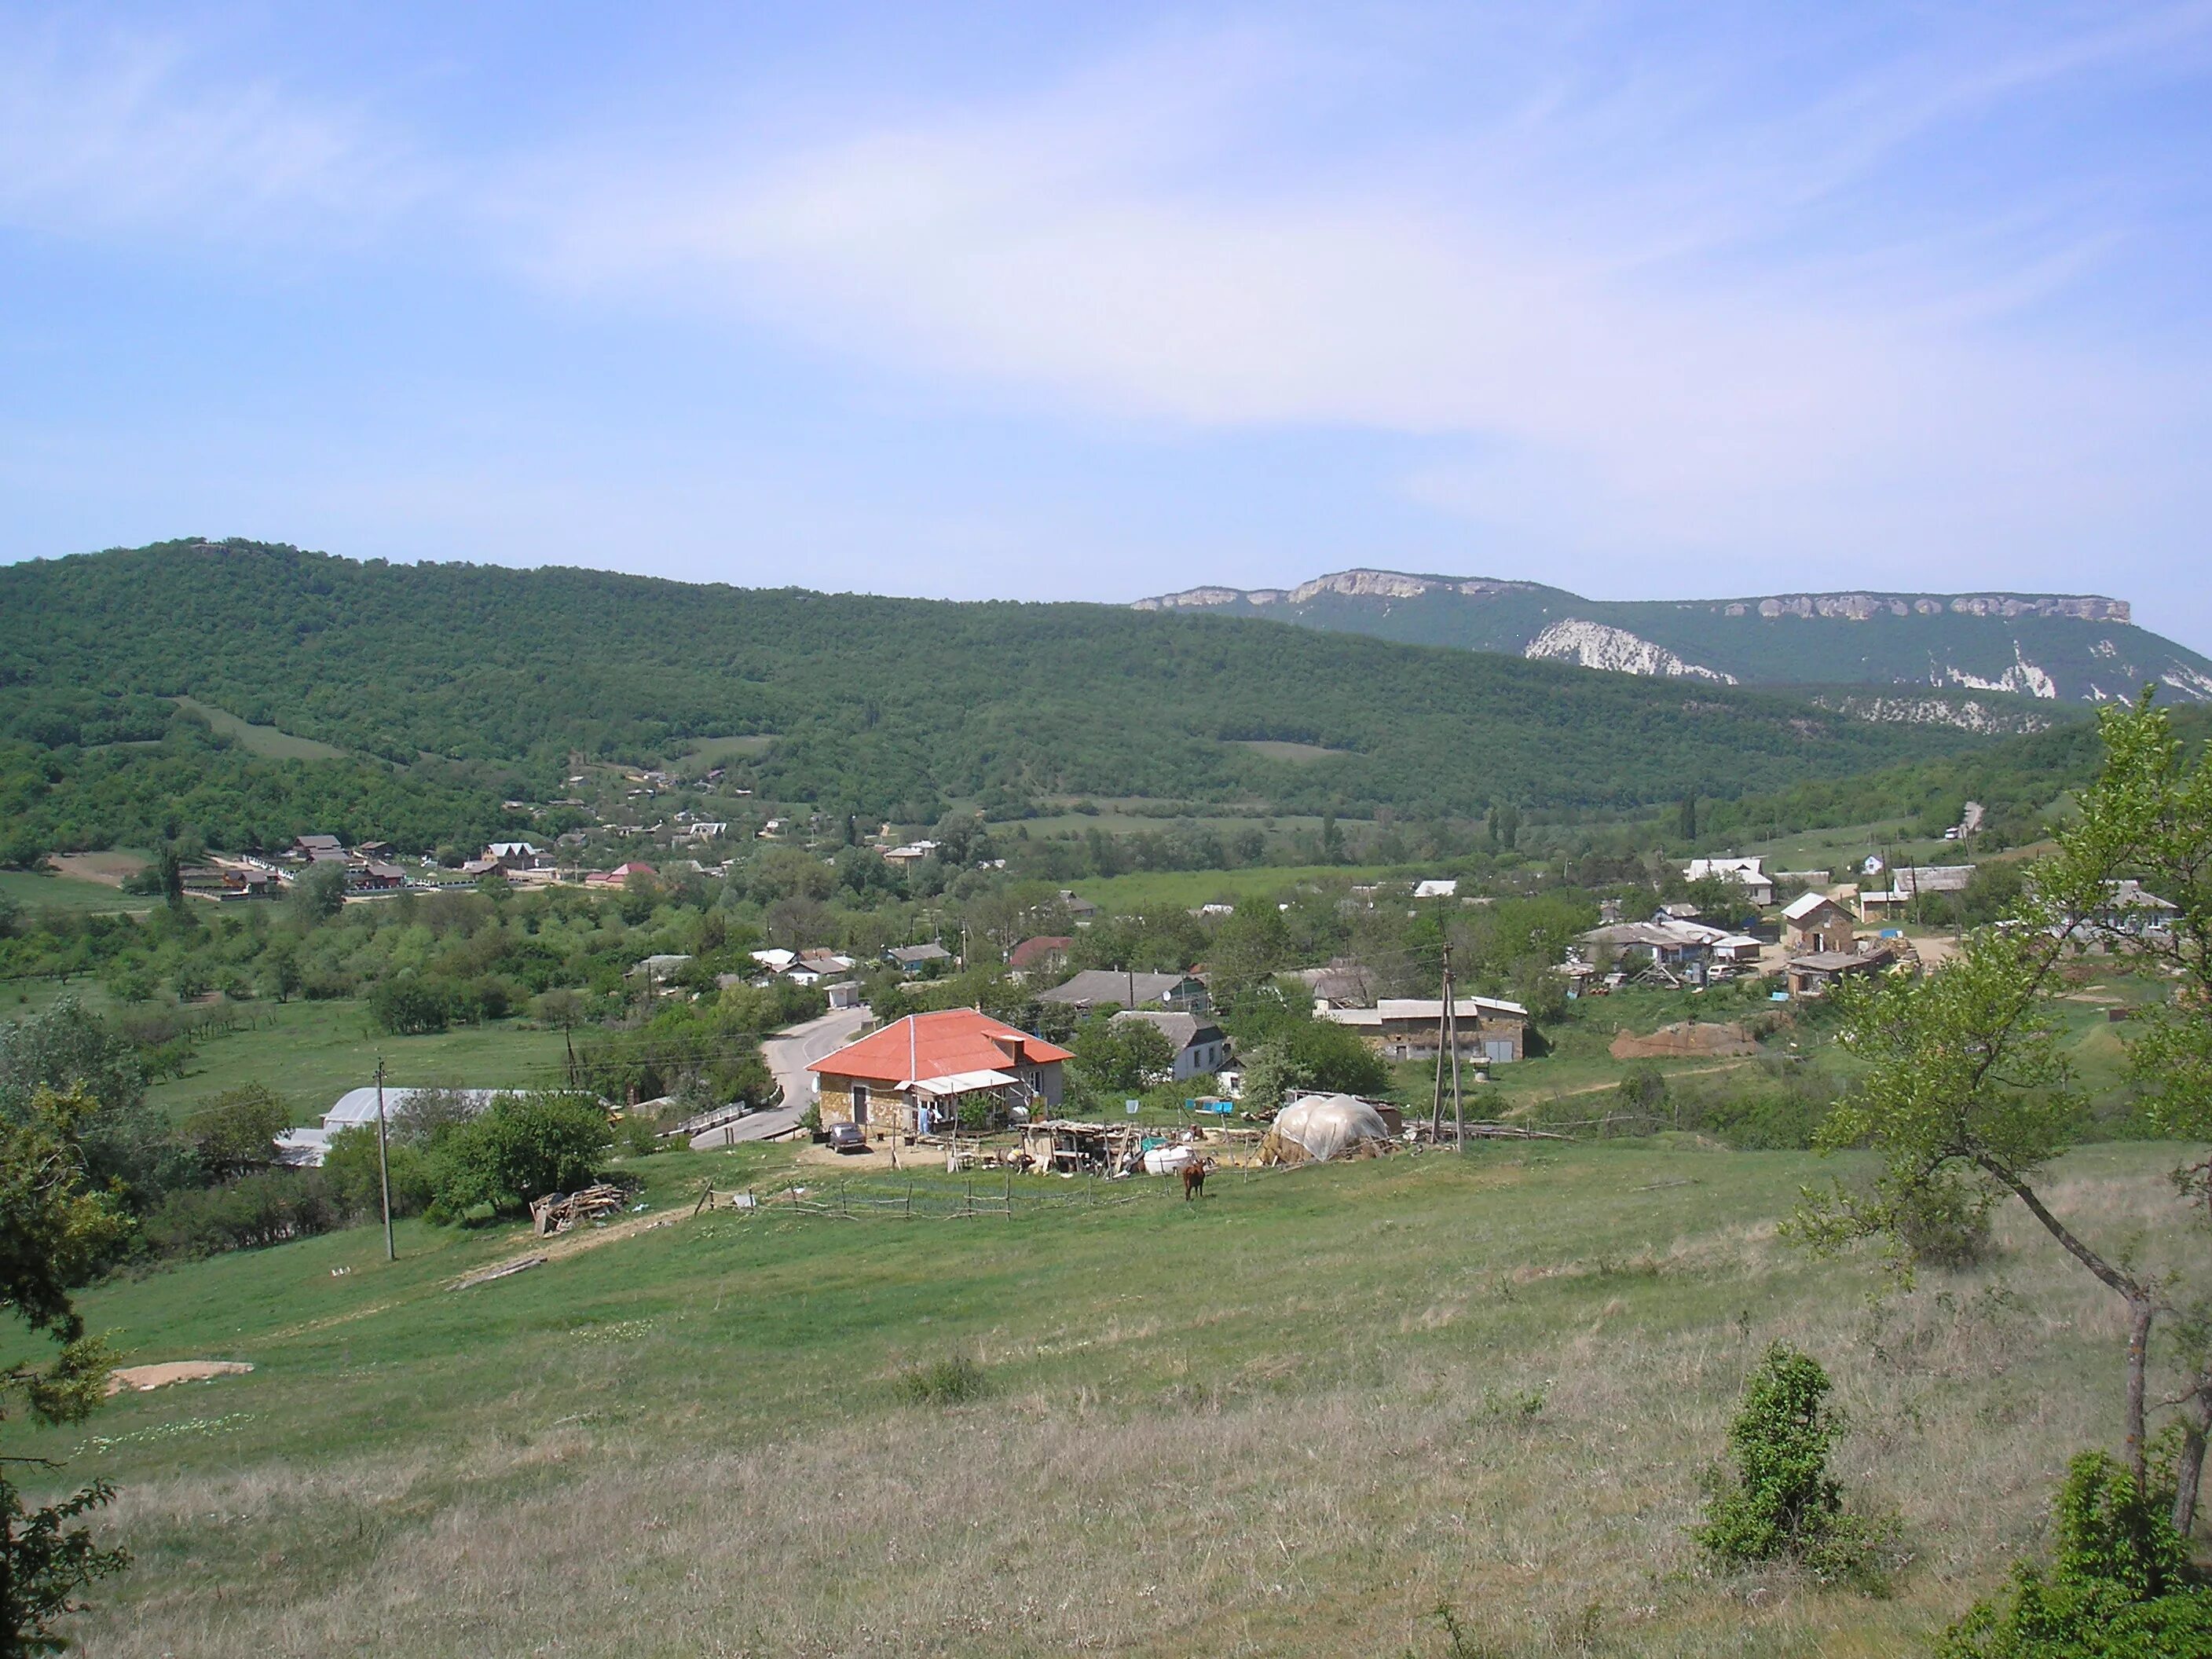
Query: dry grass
43 1144 2212 1657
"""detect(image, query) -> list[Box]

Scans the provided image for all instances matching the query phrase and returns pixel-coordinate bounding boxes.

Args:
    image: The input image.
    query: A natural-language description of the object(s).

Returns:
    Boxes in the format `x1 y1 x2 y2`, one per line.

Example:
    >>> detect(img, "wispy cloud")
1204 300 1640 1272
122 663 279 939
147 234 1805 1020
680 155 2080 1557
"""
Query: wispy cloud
0 16 422 244
500 8 2210 574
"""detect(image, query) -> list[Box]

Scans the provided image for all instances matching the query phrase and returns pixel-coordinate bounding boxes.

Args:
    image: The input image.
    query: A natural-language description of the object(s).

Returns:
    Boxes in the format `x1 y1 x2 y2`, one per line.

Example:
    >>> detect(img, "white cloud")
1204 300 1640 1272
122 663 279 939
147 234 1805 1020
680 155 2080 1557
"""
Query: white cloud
506 9 2211 580
0 18 421 243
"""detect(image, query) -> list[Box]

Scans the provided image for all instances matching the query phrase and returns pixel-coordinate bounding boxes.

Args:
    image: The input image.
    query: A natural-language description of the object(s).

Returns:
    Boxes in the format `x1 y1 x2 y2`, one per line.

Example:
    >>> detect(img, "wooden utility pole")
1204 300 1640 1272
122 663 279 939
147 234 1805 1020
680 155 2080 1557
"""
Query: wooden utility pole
375 1056 395 1262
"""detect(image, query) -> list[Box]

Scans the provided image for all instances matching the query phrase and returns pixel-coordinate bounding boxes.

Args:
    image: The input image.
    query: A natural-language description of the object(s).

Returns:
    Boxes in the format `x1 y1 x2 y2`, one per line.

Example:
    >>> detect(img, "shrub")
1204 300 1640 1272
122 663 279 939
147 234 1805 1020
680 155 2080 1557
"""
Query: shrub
424 1091 613 1219
1895 1177 1997 1270
1694 1344 1891 1591
144 1170 342 1258
1935 1451 2212 1657
368 976 449 1035
899 1354 986 1405
322 1125 432 1220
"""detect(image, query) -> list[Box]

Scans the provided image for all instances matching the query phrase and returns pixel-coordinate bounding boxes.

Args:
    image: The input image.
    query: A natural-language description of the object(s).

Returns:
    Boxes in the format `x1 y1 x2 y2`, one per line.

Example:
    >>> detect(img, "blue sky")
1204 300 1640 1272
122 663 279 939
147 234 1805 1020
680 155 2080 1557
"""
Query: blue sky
5 3 2211 649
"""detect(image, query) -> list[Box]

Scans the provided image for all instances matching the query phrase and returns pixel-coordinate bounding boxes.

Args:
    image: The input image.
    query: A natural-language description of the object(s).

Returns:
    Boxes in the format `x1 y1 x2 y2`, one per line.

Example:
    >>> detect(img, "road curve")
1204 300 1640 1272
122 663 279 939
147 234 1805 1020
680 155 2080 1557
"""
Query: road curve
690 1004 873 1148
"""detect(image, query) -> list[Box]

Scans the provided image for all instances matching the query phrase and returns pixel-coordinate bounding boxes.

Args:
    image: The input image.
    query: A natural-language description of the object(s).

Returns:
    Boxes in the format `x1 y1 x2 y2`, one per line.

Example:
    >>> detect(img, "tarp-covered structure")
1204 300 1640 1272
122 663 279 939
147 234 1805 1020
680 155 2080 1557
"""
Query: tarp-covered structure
1260 1093 1397 1165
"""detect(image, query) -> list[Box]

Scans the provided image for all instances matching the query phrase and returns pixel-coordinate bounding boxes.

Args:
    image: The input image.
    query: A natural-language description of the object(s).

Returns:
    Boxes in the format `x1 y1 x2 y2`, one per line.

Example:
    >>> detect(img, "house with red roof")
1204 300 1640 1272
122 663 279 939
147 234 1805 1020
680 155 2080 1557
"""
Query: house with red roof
806 1009 1072 1141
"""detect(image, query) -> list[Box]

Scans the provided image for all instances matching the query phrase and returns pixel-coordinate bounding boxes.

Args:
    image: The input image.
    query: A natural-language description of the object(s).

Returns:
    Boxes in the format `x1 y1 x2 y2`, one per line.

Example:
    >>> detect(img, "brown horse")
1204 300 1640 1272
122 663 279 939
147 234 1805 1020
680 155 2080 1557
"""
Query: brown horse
1181 1158 1214 1200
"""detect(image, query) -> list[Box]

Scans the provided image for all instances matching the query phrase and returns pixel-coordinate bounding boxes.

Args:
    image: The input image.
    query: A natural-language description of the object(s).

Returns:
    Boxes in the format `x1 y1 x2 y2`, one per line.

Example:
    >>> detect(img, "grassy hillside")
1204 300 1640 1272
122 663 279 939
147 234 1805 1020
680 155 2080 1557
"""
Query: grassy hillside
1139 570 2212 706
12 1139 2204 1657
0 540 2020 860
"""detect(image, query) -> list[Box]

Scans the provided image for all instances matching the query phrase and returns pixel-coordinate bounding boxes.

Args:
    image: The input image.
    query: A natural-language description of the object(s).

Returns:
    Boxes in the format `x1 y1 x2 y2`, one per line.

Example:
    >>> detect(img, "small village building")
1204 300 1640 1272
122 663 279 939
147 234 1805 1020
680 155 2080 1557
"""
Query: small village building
2085 879 2181 939
1685 856 1777 907
1109 1009 1231 1080
883 840 939 866
1858 865 1975 923
345 859 407 893
1038 969 1211 1014
1316 996 1529 1064
1057 890 1101 922
807 1009 1071 1142
1782 892 1857 955
275 1085 511 1166
1786 945 1902 999
1296 958 1380 1009
885 941 954 974
1412 878 1459 899
1007 936 1075 977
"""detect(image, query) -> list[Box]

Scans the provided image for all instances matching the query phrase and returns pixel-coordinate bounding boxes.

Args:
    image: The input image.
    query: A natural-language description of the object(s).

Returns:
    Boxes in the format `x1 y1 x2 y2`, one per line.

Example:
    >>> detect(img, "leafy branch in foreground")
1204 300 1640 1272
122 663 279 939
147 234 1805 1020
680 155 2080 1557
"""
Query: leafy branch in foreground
1791 692 2209 1513
2 1086 132 1652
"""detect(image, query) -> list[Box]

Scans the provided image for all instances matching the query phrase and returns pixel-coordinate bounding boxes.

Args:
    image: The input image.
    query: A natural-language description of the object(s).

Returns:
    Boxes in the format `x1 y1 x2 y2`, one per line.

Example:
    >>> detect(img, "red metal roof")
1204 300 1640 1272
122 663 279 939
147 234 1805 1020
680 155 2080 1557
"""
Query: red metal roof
808 1009 1072 1085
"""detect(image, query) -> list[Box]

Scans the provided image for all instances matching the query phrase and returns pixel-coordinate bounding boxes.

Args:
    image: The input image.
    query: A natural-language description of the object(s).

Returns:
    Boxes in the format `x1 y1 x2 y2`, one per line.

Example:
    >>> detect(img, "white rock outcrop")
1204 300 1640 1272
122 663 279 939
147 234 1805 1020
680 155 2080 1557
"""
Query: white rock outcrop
1522 619 1737 683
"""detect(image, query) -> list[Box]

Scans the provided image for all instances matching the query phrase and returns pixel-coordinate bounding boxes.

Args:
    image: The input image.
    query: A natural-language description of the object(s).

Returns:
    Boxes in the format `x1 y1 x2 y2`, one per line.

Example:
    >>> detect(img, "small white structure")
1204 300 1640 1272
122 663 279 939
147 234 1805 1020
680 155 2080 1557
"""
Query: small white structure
1684 857 1776 907
1412 878 1459 899
275 1086 509 1166
1263 1093 1397 1163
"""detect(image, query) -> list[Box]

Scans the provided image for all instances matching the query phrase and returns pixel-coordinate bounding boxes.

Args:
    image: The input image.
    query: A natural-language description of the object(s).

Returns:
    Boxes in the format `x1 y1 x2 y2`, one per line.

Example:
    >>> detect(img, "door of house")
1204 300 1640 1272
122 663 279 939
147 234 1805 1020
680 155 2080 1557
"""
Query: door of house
1484 1038 1515 1064
851 1083 869 1126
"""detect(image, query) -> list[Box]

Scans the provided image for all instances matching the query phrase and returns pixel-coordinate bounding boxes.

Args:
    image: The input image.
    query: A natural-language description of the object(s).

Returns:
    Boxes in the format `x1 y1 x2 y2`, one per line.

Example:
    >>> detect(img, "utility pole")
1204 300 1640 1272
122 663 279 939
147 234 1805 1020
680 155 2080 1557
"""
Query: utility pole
1430 943 1449 1144
1445 944 1464 1150
375 1056 395 1262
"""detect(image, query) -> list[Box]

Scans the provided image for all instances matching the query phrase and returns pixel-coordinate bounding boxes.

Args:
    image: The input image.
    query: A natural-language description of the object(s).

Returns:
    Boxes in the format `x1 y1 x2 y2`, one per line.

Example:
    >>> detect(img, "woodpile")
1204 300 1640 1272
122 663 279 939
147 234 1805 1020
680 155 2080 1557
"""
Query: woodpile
530 1183 630 1237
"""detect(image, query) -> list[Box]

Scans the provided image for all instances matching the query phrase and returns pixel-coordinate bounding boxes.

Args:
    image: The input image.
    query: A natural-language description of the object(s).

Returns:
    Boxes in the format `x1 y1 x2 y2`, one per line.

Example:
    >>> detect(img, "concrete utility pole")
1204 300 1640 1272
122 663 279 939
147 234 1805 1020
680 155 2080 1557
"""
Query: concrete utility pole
375 1056 395 1262
1430 943 1450 1144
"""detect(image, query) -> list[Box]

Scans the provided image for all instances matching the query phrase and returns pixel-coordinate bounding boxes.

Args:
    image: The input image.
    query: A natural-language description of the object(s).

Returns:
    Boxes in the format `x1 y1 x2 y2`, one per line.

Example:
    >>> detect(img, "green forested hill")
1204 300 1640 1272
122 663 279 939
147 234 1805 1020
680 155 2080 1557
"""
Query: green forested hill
0 540 2039 857
1137 569 2212 704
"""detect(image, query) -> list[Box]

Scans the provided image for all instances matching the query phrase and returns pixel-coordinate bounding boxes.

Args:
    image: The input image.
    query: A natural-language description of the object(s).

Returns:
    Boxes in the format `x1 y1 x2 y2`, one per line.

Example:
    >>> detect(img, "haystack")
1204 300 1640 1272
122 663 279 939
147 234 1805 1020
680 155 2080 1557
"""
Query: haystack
1259 1093 1397 1165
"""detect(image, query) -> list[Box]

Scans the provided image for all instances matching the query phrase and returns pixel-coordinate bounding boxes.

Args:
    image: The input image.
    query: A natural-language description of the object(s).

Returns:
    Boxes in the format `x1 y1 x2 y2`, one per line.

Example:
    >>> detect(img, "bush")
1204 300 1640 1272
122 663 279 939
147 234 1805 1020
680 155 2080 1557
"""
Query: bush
1895 1177 1997 1270
322 1125 433 1220
1936 1452 2212 1657
368 976 449 1035
144 1170 342 1258
899 1354 987 1404
424 1091 613 1219
1694 1344 1891 1592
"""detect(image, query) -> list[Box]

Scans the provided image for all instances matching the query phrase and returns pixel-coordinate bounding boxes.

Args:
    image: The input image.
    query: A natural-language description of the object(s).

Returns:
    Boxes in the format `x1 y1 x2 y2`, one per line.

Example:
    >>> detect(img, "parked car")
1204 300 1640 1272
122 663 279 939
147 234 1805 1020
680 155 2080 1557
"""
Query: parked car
826 1122 868 1155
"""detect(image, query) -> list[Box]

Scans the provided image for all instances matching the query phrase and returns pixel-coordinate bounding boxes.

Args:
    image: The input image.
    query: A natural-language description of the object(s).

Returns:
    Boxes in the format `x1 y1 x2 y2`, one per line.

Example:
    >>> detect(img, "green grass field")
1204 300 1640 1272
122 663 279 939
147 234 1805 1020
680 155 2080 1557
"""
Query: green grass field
172 695 347 760
0 869 156 916
16 1136 2208 1657
139 1000 575 1124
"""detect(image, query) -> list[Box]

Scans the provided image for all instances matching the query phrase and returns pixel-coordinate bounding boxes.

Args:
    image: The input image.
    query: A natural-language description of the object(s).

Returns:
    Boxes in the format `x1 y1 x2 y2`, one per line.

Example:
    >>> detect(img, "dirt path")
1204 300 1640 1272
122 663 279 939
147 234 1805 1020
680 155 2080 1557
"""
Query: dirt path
107 1361 253 1393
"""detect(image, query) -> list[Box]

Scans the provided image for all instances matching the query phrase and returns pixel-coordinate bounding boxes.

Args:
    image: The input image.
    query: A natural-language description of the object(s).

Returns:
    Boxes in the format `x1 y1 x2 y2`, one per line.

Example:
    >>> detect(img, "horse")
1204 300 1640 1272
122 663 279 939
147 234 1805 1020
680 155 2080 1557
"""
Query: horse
1181 1157 1215 1200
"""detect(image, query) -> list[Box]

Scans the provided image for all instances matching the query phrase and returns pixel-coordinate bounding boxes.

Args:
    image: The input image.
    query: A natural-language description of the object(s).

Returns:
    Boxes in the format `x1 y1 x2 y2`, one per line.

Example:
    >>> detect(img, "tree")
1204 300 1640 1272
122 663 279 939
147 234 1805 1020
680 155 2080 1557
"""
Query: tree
425 1091 612 1218
1694 1344 1886 1591
1071 1014 1176 1097
1796 694 2204 1502
179 1083 290 1181
368 977 449 1036
2 1086 132 1650
292 862 347 921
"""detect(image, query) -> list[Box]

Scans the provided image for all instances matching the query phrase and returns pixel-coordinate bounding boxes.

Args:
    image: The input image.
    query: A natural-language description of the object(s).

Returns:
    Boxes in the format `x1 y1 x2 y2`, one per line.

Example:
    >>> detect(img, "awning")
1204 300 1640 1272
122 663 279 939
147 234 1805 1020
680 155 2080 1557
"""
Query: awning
904 1068 1020 1097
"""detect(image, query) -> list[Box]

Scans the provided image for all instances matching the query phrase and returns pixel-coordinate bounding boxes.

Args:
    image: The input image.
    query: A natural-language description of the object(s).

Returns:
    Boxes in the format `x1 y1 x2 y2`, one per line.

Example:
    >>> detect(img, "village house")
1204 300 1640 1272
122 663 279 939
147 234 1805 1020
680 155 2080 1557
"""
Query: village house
1297 958 1381 1009
1786 943 1903 999
1858 864 1975 923
885 941 954 974
290 833 343 862
808 1009 1071 1142
344 859 407 894
1316 996 1529 1064
1781 892 1857 955
583 860 658 889
1110 1009 1232 1080
1685 856 1777 907
1057 890 1101 923
1038 969 1211 1014
1577 917 1761 982
1007 936 1075 977
882 840 939 866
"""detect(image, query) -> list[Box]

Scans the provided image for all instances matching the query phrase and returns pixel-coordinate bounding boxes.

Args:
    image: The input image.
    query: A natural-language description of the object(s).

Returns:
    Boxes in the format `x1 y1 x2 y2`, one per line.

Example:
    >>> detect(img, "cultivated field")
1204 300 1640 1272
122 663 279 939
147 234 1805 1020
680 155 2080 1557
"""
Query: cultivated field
13 1138 2206 1657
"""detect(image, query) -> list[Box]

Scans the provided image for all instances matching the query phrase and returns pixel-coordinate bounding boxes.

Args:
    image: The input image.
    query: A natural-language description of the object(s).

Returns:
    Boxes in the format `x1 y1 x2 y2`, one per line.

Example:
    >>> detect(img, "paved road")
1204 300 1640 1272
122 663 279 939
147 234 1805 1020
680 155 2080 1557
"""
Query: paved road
690 1005 872 1148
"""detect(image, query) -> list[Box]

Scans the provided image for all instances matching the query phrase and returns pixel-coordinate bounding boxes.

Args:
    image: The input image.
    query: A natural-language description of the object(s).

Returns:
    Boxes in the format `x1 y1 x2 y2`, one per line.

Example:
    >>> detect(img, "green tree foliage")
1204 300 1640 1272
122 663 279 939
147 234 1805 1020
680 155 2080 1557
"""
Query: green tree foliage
424 1091 613 1219
0 541 2005 864
1936 1452 2212 1658
1694 1344 1888 1591
1 1086 132 1650
178 1083 290 1181
323 1126 431 1221
1797 694 2210 1501
1069 1014 1177 1097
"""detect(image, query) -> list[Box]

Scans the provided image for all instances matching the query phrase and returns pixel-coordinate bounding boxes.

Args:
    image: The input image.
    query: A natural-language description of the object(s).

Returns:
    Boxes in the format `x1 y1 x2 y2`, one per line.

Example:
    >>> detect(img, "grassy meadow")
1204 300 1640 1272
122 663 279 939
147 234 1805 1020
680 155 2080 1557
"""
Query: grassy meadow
137 1000 576 1124
14 1136 2209 1657
0 867 156 916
